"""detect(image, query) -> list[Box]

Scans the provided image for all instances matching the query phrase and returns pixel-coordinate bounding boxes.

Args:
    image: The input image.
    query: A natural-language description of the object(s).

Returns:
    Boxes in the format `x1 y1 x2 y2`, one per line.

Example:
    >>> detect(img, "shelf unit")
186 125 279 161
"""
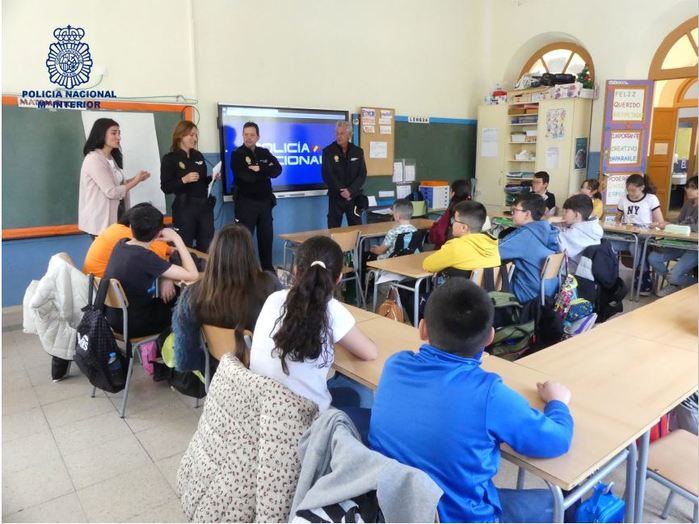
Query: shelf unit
506 100 539 206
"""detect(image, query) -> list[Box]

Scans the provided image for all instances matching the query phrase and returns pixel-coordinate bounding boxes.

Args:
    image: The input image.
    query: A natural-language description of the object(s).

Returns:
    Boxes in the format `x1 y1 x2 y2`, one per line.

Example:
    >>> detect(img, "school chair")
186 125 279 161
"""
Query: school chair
540 253 566 306
331 230 366 307
56 252 79 377
645 428 698 521
90 277 162 418
411 200 427 218
200 324 253 394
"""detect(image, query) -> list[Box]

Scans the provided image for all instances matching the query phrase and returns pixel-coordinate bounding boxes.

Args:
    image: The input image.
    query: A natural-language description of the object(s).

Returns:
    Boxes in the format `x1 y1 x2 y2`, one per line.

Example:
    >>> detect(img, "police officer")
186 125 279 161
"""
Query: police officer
321 121 367 228
161 120 216 252
230 121 282 271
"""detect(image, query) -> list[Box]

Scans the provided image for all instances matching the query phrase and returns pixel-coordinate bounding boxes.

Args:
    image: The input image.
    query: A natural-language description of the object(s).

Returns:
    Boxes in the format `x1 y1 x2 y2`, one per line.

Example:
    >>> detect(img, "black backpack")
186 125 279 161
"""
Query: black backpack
74 276 128 393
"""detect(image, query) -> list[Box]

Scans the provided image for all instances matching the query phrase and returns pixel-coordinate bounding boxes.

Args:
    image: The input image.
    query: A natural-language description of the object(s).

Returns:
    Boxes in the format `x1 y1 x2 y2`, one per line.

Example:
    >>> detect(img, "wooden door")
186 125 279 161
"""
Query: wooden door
647 107 677 212
475 104 507 207
678 117 697 178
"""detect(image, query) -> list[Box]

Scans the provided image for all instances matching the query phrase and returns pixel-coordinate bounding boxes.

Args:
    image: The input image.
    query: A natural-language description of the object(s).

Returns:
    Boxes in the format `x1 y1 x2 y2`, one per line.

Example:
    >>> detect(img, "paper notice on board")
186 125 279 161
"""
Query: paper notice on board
481 128 498 157
396 184 411 199
380 125 392 134
392 162 404 182
379 116 391 125
545 146 559 169
370 141 388 159
404 164 416 182
605 174 628 206
363 125 376 134
362 108 376 126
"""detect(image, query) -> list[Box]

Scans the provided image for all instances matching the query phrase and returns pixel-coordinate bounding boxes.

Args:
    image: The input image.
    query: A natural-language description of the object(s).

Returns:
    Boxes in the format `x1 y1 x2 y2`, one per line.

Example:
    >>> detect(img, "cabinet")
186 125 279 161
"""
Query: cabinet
475 91 592 210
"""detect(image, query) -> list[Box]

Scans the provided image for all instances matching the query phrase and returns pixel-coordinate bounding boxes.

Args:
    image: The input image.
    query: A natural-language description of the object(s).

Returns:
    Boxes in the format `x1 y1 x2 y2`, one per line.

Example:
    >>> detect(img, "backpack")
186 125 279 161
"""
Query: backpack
575 241 627 322
377 285 405 323
575 482 625 523
74 276 128 393
484 265 536 361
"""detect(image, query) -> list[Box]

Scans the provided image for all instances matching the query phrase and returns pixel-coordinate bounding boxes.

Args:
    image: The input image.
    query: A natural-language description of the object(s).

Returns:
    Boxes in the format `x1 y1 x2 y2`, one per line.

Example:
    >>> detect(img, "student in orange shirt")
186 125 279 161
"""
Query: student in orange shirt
83 203 172 277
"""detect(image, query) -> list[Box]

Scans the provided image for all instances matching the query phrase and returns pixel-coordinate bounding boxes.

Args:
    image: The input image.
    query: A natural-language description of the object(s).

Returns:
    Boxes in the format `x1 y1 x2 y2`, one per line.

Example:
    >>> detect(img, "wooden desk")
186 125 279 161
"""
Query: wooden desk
634 231 698 299
366 252 434 326
344 304 383 324
335 315 640 520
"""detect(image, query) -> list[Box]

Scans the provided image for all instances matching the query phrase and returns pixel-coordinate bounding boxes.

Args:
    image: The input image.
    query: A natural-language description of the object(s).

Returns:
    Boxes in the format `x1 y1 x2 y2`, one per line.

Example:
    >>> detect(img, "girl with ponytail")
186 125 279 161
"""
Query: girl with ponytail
580 179 604 218
615 174 665 226
250 236 377 412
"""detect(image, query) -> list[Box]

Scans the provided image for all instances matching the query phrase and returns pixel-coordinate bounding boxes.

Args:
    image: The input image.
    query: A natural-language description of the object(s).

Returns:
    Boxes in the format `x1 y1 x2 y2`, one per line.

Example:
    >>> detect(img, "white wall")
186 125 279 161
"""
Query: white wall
482 0 697 154
190 0 487 151
2 0 196 99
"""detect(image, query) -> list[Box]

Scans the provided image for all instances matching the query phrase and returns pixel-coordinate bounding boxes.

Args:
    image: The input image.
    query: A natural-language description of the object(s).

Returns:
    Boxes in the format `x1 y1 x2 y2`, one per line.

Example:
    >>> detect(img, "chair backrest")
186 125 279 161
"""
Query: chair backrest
330 230 359 253
411 201 427 217
541 252 566 280
202 324 253 365
392 229 428 258
92 276 129 309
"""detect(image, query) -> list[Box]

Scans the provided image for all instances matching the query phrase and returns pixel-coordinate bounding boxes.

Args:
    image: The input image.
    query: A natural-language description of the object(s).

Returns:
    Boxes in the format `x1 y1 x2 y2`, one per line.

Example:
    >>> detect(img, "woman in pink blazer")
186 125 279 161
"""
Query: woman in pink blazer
78 118 150 236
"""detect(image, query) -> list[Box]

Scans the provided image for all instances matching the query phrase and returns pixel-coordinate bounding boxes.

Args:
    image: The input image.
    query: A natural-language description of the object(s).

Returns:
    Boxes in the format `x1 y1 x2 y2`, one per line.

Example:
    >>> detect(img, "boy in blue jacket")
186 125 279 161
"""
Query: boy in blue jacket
369 279 573 523
499 192 561 303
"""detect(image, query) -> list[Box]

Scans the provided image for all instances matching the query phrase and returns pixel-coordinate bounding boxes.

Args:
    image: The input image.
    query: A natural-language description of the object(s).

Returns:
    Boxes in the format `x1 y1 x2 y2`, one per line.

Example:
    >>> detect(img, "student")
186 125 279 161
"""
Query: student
580 178 604 219
613 174 665 295
531 171 556 216
557 194 603 274
422 200 500 273
499 193 561 304
429 179 471 249
648 175 698 296
369 279 573 523
250 236 378 415
103 204 199 337
173 223 280 371
369 199 417 260
83 203 171 277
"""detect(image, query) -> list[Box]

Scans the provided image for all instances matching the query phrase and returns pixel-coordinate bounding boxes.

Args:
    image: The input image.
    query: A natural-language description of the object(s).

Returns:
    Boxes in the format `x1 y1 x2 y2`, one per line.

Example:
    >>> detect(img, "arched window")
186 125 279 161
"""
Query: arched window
520 43 594 81
649 17 698 80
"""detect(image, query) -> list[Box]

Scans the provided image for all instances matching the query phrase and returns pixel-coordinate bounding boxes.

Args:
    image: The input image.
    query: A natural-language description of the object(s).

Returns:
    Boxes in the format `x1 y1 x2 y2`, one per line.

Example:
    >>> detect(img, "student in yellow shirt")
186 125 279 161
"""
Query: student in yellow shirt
580 179 603 219
422 201 500 273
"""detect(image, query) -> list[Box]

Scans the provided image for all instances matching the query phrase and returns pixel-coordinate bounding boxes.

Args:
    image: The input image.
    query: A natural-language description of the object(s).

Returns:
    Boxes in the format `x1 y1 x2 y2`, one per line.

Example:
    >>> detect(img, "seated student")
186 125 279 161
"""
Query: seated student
370 198 417 260
429 179 471 249
531 171 557 216
422 200 500 273
250 236 378 432
557 194 603 274
580 178 604 219
103 204 199 337
613 174 665 295
173 223 280 372
499 193 561 304
369 279 573 523
648 175 698 297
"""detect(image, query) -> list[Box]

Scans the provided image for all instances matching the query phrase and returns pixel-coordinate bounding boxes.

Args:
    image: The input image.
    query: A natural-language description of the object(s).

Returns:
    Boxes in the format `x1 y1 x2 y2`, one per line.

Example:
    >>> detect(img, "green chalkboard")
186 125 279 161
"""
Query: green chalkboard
2 105 182 229
363 120 476 195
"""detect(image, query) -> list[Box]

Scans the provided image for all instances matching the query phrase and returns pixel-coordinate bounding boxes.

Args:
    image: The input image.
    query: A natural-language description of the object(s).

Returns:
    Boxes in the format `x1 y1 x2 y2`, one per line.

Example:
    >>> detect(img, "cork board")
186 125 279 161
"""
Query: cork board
359 107 395 176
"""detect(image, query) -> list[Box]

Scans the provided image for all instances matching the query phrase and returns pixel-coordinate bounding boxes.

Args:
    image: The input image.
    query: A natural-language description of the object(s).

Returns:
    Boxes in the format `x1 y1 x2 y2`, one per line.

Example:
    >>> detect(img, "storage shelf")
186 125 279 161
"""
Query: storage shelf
508 113 539 117
510 122 538 126
509 159 536 162
509 141 537 144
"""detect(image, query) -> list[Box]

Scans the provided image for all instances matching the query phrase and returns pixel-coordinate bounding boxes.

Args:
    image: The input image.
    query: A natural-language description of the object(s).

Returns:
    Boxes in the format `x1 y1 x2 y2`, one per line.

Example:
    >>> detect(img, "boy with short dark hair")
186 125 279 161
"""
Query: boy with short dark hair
499 193 560 303
370 198 417 260
557 194 603 273
369 279 574 523
422 200 500 272
531 171 557 216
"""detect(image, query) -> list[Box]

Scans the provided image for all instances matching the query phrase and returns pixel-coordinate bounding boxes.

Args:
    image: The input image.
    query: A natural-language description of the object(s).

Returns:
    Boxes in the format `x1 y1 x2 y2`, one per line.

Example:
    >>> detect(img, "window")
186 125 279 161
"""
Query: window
649 18 698 80
520 43 594 81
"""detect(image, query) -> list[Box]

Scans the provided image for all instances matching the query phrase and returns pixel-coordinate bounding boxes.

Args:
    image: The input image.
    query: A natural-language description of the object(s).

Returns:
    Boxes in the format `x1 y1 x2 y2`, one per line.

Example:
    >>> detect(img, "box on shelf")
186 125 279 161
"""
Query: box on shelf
525 129 537 138
419 181 450 211
511 133 526 143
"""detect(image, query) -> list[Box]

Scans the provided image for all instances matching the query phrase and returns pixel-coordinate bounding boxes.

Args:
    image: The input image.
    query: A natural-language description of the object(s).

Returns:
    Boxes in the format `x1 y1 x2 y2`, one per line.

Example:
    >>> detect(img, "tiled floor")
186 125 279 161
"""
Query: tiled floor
2 301 696 522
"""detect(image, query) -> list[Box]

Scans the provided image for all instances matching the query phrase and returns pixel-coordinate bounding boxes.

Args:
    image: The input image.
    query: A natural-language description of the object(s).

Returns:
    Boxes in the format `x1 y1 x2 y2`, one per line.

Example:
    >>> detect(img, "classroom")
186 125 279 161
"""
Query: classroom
2 0 697 522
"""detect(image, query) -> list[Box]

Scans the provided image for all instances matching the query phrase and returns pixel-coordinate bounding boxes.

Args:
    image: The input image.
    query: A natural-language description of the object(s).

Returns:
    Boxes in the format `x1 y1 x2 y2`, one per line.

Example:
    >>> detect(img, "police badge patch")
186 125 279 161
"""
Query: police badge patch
45 25 93 89
245 156 252 165
179 162 185 169
334 155 339 162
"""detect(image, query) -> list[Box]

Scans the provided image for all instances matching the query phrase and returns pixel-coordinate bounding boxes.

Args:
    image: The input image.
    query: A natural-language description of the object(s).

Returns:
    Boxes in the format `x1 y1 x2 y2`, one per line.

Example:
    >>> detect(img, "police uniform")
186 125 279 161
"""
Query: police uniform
160 148 214 252
321 141 367 228
230 144 282 271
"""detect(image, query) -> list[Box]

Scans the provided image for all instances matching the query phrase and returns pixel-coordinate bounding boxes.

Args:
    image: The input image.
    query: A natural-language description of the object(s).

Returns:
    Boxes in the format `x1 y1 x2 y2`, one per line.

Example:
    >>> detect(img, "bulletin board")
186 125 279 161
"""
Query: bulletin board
600 173 632 217
359 107 395 176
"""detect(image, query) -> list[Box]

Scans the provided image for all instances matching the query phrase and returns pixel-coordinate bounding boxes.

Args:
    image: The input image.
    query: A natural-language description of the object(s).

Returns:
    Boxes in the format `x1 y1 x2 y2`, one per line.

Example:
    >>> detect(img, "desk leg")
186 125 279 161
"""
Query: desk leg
634 430 650 522
545 481 565 523
372 270 379 312
413 277 426 328
630 234 639 302
516 467 526 489
624 441 637 523
635 236 652 301
357 236 369 286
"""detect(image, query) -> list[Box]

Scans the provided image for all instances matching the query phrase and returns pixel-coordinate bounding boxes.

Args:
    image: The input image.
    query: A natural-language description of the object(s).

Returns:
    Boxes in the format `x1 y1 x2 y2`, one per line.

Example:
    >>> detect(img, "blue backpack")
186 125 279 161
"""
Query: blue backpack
576 482 625 523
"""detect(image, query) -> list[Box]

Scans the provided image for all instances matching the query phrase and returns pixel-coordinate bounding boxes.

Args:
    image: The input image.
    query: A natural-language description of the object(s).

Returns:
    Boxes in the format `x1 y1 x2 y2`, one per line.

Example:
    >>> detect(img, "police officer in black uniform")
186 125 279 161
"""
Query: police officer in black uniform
161 121 215 252
321 120 367 228
230 121 282 271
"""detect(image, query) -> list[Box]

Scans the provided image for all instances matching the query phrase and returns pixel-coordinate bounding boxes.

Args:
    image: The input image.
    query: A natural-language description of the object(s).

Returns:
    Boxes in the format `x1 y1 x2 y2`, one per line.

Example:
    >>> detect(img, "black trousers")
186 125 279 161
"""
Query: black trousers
172 195 215 252
236 197 274 271
106 301 173 339
328 195 361 228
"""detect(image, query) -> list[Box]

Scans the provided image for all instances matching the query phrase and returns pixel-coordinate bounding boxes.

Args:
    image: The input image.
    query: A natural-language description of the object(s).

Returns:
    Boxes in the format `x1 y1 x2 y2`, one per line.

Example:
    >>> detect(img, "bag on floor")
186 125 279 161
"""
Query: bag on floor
139 341 159 376
74 276 128 393
377 285 404 323
575 482 625 523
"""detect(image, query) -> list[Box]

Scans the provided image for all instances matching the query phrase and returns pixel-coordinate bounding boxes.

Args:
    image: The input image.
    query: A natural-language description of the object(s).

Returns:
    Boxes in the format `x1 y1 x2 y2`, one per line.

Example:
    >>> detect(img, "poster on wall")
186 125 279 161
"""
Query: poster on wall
608 130 642 165
604 174 629 206
574 137 588 169
546 108 566 140
481 127 498 157
612 88 645 122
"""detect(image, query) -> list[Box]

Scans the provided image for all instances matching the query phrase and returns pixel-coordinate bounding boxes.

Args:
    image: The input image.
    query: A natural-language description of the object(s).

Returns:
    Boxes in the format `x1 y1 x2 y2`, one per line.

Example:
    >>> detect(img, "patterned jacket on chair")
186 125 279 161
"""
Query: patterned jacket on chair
177 354 319 522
